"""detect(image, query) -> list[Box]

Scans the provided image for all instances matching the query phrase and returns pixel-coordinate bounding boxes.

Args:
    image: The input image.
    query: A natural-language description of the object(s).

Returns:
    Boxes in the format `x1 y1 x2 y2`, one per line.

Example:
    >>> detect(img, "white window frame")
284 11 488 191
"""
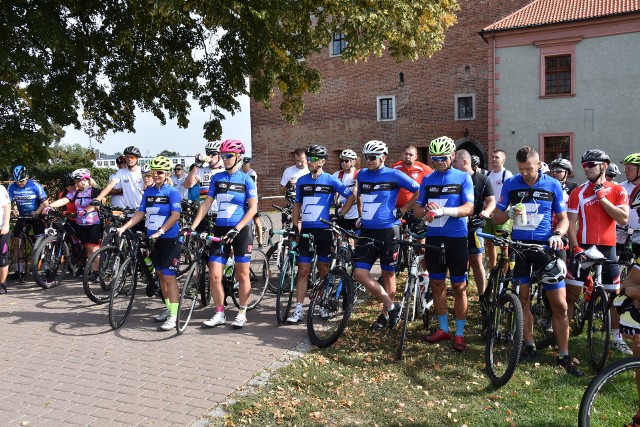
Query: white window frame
455 93 475 121
377 96 396 122
330 32 347 57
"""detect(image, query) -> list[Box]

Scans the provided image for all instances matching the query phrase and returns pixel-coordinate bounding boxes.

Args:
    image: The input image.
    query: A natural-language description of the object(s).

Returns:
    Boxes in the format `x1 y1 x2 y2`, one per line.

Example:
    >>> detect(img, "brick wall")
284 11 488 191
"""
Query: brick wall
250 0 532 208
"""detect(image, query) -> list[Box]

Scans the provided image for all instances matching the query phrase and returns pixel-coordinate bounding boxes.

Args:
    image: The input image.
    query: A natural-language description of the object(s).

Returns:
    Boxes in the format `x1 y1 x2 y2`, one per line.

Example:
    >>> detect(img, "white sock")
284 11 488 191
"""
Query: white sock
613 329 623 342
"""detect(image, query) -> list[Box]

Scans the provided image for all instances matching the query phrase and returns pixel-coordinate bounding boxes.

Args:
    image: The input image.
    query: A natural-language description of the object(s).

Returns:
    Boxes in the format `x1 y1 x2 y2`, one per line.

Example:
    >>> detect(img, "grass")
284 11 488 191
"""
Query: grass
208 278 630 427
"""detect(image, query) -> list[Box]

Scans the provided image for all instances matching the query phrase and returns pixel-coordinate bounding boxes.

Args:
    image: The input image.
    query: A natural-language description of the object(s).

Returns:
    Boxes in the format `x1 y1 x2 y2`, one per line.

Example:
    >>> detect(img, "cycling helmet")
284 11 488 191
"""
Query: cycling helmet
362 140 388 155
540 162 550 174
12 165 27 181
549 158 573 174
622 153 640 165
429 136 456 156
63 172 75 186
535 258 567 285
123 146 142 158
141 164 152 175
219 139 245 154
150 156 172 171
606 163 621 177
581 149 610 164
340 149 357 160
116 155 126 165
205 140 222 155
243 157 251 164
306 144 329 159
71 168 91 181
470 155 480 167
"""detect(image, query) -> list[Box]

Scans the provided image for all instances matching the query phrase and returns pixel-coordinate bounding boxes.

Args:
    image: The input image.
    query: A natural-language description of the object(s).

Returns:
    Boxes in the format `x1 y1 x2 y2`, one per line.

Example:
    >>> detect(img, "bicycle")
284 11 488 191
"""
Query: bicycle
8 214 43 282
578 356 640 427
395 233 445 360
272 229 317 325
265 203 294 293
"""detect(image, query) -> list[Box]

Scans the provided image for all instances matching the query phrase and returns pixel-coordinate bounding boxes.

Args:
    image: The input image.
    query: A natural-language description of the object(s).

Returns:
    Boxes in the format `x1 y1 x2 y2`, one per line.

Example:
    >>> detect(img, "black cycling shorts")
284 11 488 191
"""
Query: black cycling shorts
75 224 103 248
209 225 252 264
150 237 182 276
13 217 45 239
513 240 565 292
353 227 399 272
424 236 468 283
297 228 332 264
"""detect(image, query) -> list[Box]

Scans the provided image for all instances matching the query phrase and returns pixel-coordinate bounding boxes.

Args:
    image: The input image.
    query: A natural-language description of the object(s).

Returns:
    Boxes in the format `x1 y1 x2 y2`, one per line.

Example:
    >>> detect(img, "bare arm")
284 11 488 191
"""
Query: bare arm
599 198 629 225
567 211 579 249
184 167 199 189
96 179 117 202
480 195 496 219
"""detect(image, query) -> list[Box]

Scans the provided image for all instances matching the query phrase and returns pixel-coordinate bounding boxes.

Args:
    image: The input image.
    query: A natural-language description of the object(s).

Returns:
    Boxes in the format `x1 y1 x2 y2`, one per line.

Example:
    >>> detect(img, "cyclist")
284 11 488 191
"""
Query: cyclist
184 141 224 224
548 158 577 199
483 149 514 269
392 144 433 210
0 183 11 293
605 163 622 183
353 140 420 330
141 164 154 189
618 153 640 258
170 164 188 200
96 146 144 210
285 145 356 324
413 137 474 351
280 148 309 196
471 155 488 175
452 149 495 299
331 149 360 232
187 139 257 329
566 149 631 355
108 155 127 207
45 169 103 272
241 157 264 246
116 156 182 331
8 165 48 280
59 173 78 216
493 146 582 376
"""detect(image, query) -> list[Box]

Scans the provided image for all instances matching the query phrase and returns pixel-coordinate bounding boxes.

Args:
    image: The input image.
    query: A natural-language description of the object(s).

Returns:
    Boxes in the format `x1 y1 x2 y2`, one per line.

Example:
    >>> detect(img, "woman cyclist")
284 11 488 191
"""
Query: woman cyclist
141 164 154 189
116 156 182 331
187 139 257 329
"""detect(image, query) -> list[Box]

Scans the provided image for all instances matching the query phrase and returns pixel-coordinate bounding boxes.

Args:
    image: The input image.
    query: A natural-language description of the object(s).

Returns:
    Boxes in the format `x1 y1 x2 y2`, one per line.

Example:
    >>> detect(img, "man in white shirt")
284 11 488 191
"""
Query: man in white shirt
108 155 127 207
618 153 640 256
332 149 360 230
483 149 513 268
184 141 224 224
170 164 188 199
97 146 144 210
280 148 309 197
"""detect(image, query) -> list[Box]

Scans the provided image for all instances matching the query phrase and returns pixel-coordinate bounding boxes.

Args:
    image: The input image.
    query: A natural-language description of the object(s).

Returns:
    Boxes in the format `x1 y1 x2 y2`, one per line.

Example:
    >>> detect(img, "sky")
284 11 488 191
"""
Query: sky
61 95 252 157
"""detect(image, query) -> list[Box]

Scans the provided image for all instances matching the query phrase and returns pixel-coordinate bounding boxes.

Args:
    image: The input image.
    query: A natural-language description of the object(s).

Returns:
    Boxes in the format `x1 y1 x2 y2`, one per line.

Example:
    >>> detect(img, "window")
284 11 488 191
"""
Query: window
540 133 573 166
377 96 396 121
172 159 178 164
110 160 115 166
96 161 102 166
545 55 571 95
331 32 346 56
455 94 475 120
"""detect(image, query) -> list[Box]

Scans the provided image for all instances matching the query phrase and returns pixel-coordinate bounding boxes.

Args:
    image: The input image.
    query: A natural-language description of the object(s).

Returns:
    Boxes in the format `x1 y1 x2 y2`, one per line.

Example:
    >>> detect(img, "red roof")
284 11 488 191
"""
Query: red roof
483 0 640 32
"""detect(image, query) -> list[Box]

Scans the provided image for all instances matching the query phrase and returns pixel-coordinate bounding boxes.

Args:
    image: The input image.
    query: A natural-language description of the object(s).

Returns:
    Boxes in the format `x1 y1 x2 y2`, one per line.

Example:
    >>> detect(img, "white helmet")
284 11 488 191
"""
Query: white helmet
340 149 357 160
540 162 550 174
205 141 222 155
536 258 567 285
362 140 388 155
71 168 91 181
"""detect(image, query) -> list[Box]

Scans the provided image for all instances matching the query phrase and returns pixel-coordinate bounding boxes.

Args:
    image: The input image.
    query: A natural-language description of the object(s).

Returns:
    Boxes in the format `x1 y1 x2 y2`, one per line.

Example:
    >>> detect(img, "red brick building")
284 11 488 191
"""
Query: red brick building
250 0 532 200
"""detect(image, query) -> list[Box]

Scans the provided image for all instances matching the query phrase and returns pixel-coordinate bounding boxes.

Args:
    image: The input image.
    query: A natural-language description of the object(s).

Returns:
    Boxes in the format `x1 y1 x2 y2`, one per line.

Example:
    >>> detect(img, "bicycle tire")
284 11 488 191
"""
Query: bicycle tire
83 245 123 304
276 254 296 325
32 235 69 289
241 248 269 310
481 268 501 341
177 262 201 335
578 356 640 427
587 286 611 371
531 285 555 350
266 242 289 293
108 257 137 330
485 291 524 387
307 267 353 348
397 276 416 360
422 288 433 331
176 244 193 278
571 295 587 337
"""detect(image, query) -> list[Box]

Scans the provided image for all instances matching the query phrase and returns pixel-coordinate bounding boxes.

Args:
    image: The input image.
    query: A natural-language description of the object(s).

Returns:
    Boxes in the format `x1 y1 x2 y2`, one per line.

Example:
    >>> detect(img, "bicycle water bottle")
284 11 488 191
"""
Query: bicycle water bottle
418 272 430 293
224 258 234 277
584 275 594 301
143 256 154 274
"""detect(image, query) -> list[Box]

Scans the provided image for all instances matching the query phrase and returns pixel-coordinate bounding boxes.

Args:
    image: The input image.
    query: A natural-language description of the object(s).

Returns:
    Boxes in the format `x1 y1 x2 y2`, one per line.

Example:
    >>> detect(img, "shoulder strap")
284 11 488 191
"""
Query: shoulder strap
502 170 507 183
338 170 344 180
353 169 359 179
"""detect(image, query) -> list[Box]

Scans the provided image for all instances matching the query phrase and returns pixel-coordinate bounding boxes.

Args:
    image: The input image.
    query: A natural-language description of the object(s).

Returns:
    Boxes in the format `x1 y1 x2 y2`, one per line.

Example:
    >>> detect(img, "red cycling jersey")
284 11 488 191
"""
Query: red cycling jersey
567 181 628 246
392 160 433 207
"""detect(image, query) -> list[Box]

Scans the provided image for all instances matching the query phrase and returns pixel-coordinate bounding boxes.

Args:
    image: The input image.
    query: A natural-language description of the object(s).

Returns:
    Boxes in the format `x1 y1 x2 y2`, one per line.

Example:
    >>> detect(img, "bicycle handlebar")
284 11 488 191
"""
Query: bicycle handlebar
477 231 549 252
318 218 384 246
182 231 221 242
271 229 314 241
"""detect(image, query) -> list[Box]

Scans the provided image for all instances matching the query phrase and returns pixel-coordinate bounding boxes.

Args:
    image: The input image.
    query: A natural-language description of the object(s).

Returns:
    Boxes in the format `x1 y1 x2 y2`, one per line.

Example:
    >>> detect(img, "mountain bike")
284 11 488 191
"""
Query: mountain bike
9 214 44 282
265 204 293 292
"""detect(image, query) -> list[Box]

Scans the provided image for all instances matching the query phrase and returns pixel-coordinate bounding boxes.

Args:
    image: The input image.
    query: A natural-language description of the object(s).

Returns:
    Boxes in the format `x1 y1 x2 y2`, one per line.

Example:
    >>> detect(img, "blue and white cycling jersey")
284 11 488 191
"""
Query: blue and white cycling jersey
417 168 474 238
497 173 566 242
139 184 182 238
295 172 353 229
207 170 257 227
8 180 47 216
357 167 420 229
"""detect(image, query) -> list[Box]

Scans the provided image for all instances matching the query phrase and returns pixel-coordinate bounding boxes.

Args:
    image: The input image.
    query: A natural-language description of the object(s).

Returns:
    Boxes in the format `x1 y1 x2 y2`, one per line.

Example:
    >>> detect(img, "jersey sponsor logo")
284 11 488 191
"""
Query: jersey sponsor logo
303 185 313 192
509 189 554 204
229 183 246 192
172 202 181 208
146 195 170 205
123 179 130 184
441 184 462 194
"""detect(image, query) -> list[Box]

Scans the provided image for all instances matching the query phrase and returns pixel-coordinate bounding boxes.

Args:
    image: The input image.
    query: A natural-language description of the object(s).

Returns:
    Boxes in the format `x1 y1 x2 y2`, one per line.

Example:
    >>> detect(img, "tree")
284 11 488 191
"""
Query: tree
157 150 180 157
1 1 459 160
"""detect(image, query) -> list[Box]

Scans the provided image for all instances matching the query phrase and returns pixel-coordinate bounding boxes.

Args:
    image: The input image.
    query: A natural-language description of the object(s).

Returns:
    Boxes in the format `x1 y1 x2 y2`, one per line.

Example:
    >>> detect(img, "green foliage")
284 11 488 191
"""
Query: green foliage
157 150 180 157
1 0 459 151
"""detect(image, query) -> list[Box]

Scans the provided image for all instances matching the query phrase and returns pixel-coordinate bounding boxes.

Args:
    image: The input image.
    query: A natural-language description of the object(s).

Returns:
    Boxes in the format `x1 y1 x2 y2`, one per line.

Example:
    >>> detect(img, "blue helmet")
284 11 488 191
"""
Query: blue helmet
13 165 27 181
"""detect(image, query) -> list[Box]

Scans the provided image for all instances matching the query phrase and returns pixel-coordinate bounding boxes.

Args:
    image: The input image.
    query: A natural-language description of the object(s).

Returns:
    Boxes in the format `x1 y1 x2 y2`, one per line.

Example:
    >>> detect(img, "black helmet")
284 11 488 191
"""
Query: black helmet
470 155 480 167
123 146 142 158
63 172 74 186
116 155 126 165
242 157 251 164
549 158 573 174
306 145 329 159
581 149 610 164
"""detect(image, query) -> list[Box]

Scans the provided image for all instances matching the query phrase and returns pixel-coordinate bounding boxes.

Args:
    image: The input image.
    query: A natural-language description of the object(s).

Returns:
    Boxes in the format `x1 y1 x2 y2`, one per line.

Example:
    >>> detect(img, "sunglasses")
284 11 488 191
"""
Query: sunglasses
582 161 602 169
364 155 381 161
550 168 566 173
17 178 28 184
340 159 351 163
307 156 322 163
174 168 183 171
432 155 450 162
205 150 219 156
152 170 166 176
220 153 236 160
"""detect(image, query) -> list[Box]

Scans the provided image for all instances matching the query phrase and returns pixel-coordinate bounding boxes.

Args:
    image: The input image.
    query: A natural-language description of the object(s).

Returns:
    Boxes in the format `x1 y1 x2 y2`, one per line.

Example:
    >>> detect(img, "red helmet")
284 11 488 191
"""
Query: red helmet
220 139 245 154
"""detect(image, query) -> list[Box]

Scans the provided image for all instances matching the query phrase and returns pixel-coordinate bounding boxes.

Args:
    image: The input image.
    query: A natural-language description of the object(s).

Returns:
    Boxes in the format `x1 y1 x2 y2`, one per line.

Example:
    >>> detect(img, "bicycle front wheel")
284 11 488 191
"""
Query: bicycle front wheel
32 235 69 289
276 254 296 325
397 277 416 360
485 291 524 387
108 258 138 330
243 248 269 310
177 262 201 335
307 267 353 348
578 356 640 427
571 295 587 337
531 286 555 350
83 245 124 304
587 286 611 371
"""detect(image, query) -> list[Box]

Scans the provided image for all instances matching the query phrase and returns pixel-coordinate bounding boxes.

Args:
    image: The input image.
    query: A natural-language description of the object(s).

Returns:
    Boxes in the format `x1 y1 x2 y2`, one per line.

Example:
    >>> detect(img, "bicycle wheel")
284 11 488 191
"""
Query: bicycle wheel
481 268 501 340
177 262 201 334
266 242 289 293
485 291 524 387
422 287 434 331
241 248 269 310
108 257 138 330
571 295 587 337
276 254 296 325
176 244 193 278
307 267 353 348
531 285 555 350
587 286 611 371
83 245 123 304
253 213 273 246
578 357 640 427
32 235 69 289
397 277 416 360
